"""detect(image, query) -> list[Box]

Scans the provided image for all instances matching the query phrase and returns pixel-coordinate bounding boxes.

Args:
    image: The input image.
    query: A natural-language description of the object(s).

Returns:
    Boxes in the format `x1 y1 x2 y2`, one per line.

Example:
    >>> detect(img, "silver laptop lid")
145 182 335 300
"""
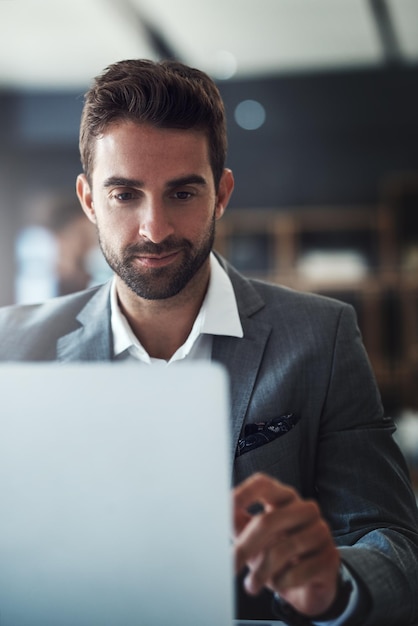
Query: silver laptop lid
0 362 233 626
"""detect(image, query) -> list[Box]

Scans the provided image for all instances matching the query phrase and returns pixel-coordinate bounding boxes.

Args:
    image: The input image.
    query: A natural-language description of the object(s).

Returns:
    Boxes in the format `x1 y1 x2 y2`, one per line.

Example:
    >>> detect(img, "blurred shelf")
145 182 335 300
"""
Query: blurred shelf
215 203 418 411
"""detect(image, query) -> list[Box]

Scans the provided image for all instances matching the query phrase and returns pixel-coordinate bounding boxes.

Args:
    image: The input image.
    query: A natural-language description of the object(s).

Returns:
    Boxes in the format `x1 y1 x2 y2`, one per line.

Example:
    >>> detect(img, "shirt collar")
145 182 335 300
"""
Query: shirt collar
111 252 243 361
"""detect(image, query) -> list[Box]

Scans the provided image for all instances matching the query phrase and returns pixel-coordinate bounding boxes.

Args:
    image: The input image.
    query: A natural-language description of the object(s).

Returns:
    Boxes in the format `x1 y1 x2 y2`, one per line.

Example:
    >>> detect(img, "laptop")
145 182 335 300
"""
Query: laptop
0 362 284 626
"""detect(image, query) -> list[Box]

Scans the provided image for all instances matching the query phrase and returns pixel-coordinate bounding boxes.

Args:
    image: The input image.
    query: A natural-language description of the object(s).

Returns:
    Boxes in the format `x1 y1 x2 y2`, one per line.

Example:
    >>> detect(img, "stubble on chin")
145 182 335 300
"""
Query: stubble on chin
98 223 215 301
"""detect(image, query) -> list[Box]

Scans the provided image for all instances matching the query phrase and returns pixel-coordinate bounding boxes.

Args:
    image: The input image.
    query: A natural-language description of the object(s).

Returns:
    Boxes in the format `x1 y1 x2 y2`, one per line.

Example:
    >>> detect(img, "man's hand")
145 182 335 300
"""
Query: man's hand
233 473 340 618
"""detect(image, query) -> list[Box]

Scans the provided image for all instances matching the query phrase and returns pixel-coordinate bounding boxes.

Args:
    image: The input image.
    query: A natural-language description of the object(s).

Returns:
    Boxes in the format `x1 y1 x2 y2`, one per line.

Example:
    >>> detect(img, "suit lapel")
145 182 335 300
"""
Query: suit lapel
212 259 272 459
57 283 113 361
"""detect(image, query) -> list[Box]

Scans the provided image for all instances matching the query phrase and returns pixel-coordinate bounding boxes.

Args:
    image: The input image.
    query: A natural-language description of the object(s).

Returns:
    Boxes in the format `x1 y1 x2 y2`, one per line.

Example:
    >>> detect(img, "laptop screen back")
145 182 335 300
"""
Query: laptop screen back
0 362 234 626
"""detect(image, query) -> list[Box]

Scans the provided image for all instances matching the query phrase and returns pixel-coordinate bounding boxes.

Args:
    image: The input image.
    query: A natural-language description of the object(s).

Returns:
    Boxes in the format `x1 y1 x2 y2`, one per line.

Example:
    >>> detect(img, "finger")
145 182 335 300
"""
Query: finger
272 545 340 619
273 539 339 593
234 473 296 514
243 517 335 594
234 499 320 574
233 473 293 539
233 505 252 536
243 519 331 593
234 509 281 574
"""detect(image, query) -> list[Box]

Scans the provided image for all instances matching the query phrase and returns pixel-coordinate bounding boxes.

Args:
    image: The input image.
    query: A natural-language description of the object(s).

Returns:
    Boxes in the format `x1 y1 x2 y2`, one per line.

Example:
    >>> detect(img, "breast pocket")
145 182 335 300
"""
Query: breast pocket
233 421 303 491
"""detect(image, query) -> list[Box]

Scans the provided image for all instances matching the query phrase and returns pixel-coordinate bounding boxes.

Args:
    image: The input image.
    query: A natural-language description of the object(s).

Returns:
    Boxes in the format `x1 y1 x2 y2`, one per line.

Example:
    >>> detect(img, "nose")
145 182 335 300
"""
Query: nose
138 199 175 244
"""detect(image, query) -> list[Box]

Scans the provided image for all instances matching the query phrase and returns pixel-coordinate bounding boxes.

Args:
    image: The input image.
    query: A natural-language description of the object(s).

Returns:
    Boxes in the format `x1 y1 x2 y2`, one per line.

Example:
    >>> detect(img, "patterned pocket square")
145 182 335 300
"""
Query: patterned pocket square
236 413 300 457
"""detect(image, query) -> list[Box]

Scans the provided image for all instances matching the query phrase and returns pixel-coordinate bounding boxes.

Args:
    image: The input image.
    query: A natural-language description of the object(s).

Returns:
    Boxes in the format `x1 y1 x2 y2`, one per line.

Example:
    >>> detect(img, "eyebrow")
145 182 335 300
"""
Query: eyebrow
103 175 208 190
103 177 143 189
166 175 208 189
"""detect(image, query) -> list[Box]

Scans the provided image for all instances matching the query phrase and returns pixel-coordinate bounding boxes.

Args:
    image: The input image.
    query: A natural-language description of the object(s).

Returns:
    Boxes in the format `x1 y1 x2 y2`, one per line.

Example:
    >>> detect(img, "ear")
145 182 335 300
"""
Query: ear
76 174 97 224
215 168 234 220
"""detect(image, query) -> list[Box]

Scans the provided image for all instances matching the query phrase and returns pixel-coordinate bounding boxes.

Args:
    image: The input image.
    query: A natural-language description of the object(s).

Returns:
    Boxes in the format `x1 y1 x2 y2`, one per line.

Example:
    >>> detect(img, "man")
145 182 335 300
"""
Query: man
0 59 417 625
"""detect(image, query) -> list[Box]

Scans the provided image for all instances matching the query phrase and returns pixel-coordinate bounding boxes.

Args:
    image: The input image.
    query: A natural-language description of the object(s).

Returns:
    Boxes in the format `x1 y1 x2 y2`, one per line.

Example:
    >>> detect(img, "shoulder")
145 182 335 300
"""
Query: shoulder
251 278 357 342
217 258 360 354
0 284 109 360
221 256 353 320
0 284 104 326
254 278 346 310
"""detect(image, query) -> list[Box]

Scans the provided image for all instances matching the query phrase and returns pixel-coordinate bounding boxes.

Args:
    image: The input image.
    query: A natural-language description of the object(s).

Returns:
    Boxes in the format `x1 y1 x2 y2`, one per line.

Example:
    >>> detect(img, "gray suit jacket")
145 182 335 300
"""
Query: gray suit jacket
0 257 417 625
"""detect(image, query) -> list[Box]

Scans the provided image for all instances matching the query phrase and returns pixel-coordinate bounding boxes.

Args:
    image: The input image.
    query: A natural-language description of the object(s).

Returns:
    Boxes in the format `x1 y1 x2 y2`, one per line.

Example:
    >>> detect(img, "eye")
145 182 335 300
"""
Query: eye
173 190 193 201
113 191 135 202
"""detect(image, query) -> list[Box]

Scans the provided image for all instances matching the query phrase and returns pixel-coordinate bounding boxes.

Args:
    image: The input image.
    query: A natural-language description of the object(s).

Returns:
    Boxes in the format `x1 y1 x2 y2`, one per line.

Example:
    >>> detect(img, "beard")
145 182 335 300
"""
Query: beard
97 216 216 300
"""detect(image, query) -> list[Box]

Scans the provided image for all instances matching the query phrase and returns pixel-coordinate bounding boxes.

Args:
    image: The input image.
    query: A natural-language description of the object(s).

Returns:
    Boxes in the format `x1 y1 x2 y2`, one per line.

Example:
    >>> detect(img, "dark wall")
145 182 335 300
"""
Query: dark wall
0 90 83 195
220 65 418 208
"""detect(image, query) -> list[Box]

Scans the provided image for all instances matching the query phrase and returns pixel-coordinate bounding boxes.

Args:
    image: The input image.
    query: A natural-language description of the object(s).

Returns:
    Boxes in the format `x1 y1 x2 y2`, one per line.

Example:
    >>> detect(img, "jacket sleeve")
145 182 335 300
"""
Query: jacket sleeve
315 304 418 626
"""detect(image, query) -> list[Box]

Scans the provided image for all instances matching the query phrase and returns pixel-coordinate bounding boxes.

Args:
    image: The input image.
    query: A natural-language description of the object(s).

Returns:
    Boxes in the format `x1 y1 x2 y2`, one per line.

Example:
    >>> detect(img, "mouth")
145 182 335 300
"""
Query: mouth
132 250 181 268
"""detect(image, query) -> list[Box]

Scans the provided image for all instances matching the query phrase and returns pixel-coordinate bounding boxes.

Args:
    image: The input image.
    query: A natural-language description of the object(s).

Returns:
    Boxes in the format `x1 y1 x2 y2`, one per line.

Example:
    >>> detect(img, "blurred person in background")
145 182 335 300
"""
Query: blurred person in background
15 194 108 303
44 195 99 295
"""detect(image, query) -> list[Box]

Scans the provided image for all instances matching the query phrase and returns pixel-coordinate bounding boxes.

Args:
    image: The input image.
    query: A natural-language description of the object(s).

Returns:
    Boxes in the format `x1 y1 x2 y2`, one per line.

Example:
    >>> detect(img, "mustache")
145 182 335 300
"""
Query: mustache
123 238 192 257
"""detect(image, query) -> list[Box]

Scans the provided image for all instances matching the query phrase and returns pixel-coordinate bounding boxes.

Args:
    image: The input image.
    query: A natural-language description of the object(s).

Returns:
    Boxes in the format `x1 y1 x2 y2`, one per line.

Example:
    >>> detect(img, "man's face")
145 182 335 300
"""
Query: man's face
77 121 233 301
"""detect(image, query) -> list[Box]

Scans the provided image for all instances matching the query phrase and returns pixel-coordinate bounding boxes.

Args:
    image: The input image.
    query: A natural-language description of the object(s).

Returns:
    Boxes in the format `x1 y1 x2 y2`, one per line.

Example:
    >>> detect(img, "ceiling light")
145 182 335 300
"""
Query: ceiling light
234 99 266 130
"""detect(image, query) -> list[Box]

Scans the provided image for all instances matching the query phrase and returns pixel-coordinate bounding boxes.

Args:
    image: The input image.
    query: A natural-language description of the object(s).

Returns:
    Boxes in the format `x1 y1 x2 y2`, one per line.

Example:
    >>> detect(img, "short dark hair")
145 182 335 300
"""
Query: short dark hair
79 59 227 189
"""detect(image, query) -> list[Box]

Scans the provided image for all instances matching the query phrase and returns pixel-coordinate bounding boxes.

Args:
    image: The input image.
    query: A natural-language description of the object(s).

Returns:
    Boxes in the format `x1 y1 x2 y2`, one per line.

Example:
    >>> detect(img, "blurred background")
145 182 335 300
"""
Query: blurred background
0 0 417 488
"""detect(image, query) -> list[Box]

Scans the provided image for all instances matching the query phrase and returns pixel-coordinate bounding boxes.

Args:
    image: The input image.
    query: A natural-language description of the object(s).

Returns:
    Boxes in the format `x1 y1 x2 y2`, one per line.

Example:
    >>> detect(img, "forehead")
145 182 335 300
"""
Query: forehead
92 121 212 182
